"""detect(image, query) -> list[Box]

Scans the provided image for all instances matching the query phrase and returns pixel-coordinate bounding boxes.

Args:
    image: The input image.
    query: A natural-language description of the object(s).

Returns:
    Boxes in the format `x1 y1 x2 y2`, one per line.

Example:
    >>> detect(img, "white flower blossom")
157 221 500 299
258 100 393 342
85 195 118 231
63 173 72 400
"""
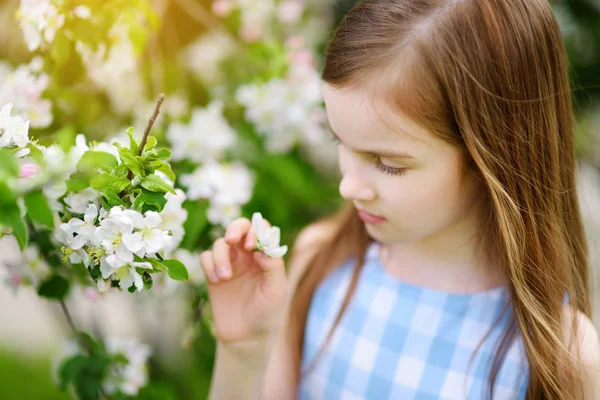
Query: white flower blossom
112 261 153 292
103 337 151 396
0 58 52 129
252 212 287 258
235 60 327 153
0 236 51 292
64 187 100 215
56 336 150 396
160 189 188 254
122 211 172 257
181 161 254 226
18 0 65 51
181 160 253 204
75 20 145 115
167 101 236 163
207 202 242 226
0 103 30 149
181 31 237 85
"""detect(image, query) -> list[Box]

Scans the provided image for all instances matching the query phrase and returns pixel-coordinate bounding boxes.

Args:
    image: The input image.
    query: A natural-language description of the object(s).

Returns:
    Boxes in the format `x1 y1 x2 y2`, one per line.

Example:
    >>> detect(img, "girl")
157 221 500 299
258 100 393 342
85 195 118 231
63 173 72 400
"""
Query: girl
201 0 600 399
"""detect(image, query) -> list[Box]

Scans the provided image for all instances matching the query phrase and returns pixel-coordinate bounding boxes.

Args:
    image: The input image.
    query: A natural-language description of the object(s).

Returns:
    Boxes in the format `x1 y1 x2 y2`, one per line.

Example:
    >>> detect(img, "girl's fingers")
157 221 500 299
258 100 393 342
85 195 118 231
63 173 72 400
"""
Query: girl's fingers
245 218 272 250
244 231 257 251
200 250 219 284
224 218 251 246
213 238 232 280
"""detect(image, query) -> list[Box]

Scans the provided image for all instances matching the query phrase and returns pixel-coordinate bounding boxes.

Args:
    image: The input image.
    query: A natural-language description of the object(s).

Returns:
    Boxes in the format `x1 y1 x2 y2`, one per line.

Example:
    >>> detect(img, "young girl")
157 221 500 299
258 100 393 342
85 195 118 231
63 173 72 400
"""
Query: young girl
200 0 600 398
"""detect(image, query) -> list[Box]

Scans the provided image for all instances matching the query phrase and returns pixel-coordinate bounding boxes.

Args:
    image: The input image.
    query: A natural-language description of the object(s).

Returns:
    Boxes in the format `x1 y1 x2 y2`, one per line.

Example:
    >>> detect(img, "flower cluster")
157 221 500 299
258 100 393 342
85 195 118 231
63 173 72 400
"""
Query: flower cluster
55 336 151 397
167 101 236 163
0 236 51 293
235 48 327 153
181 160 254 226
56 204 173 292
103 337 151 396
0 57 52 129
75 19 146 116
17 0 66 52
0 103 30 155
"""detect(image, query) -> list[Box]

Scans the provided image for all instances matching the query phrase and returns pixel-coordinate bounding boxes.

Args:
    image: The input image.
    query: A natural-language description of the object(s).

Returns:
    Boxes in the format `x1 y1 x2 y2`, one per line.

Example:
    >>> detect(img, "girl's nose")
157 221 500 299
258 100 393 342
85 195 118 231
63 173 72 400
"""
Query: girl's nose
339 172 376 202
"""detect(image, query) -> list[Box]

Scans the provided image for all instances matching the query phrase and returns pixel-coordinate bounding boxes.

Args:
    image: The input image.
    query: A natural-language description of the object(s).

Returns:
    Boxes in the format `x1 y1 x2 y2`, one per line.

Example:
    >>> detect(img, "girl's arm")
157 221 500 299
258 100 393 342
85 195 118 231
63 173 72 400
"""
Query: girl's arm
206 220 335 400
262 221 337 399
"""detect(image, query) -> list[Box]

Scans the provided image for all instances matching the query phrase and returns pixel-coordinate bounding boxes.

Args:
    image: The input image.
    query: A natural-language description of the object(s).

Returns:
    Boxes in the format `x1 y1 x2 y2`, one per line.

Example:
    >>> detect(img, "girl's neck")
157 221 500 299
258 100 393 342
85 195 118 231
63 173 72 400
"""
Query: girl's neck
378 203 508 294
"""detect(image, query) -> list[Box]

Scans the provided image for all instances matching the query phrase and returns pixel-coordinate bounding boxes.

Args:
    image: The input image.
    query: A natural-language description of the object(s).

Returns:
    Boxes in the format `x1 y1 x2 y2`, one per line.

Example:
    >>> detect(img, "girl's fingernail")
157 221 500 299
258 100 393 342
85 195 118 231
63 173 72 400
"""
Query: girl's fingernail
209 271 219 283
219 267 231 278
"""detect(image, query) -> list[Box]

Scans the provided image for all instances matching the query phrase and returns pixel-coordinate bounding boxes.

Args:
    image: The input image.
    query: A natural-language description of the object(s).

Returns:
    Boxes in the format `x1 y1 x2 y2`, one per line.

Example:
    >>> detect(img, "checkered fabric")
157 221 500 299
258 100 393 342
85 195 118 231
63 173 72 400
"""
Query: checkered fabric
298 241 529 400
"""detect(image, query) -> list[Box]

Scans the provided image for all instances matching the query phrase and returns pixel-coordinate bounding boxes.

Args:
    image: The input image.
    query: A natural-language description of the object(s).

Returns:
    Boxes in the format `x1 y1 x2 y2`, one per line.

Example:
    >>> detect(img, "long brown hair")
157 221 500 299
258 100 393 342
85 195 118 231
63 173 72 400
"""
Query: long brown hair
288 0 591 399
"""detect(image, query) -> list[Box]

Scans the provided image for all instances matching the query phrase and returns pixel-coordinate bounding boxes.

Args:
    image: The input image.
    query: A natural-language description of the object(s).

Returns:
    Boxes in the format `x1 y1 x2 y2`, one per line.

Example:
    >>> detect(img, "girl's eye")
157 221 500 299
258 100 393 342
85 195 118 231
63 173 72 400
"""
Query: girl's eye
374 159 407 176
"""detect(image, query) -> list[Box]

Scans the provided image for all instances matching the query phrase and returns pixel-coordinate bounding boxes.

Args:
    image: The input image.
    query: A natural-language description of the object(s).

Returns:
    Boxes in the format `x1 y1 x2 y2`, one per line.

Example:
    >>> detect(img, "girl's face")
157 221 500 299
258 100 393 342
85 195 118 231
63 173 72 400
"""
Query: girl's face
323 84 485 246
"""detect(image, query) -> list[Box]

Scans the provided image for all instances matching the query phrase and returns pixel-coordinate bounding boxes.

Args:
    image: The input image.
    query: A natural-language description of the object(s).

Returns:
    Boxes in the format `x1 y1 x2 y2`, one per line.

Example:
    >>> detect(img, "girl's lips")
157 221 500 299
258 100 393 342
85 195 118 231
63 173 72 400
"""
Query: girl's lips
357 209 387 224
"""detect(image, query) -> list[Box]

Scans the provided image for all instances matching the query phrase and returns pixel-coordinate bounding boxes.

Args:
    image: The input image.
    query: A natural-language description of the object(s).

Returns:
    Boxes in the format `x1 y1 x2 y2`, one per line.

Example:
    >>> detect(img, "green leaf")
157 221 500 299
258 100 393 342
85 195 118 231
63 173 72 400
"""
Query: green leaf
0 181 17 206
55 125 77 150
142 271 153 290
144 136 158 152
38 275 70 299
140 188 167 209
0 203 27 250
140 174 175 194
66 171 91 191
157 148 171 160
0 149 19 180
118 148 144 177
181 201 209 250
162 259 188 281
126 127 139 155
101 189 126 208
156 163 176 181
74 355 110 400
148 258 165 272
26 143 45 165
91 174 130 193
59 355 87 390
23 190 54 228
77 151 119 174
137 383 178 400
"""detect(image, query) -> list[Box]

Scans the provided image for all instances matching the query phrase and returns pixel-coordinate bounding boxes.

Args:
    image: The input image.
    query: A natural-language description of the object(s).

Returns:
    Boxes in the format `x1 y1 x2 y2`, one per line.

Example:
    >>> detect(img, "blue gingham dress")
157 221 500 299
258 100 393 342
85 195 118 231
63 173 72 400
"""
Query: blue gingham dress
298 241 529 399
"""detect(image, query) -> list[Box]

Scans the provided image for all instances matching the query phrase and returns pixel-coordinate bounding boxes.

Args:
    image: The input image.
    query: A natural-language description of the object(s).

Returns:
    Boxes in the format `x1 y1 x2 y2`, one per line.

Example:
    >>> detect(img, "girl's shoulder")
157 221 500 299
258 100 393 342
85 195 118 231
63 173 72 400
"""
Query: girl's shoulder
562 306 600 396
287 220 338 286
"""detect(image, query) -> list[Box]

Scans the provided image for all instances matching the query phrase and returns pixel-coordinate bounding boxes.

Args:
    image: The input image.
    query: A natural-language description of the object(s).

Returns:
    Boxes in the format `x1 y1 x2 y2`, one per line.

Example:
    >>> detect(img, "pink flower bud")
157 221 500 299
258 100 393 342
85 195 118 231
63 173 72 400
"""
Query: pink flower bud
239 24 263 43
212 0 234 17
84 288 100 302
278 0 304 25
285 35 305 51
19 163 40 179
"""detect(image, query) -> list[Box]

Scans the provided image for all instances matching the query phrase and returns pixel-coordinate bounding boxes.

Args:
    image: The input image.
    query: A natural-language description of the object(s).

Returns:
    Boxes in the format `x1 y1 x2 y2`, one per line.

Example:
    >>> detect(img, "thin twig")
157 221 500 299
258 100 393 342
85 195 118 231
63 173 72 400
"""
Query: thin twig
139 93 165 156
123 94 166 186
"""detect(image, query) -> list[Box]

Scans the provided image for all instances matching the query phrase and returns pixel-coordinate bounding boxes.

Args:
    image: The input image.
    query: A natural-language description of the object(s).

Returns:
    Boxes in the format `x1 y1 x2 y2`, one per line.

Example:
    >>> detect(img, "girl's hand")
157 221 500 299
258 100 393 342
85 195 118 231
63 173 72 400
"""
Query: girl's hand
200 217 289 345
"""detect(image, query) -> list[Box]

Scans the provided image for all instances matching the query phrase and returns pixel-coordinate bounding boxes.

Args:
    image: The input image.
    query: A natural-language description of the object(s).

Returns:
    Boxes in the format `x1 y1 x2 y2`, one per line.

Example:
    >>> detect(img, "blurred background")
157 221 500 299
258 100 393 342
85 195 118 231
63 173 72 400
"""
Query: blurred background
0 0 599 399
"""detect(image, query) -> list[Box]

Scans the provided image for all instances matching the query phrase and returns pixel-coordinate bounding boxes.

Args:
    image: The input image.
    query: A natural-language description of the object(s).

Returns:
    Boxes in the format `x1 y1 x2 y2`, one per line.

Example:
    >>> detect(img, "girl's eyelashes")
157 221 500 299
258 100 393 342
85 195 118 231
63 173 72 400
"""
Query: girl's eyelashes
374 159 408 176
330 132 407 176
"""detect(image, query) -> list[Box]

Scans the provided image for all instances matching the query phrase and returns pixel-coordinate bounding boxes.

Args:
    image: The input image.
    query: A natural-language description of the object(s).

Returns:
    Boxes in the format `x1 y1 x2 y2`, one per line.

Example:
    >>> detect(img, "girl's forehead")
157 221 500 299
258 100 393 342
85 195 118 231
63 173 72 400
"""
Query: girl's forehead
323 83 436 148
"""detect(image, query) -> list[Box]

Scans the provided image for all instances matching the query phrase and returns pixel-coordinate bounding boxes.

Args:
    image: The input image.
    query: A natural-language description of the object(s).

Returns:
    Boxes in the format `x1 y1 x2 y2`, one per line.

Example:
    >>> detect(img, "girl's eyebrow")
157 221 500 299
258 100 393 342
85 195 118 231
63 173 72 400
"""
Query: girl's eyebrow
330 129 415 159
